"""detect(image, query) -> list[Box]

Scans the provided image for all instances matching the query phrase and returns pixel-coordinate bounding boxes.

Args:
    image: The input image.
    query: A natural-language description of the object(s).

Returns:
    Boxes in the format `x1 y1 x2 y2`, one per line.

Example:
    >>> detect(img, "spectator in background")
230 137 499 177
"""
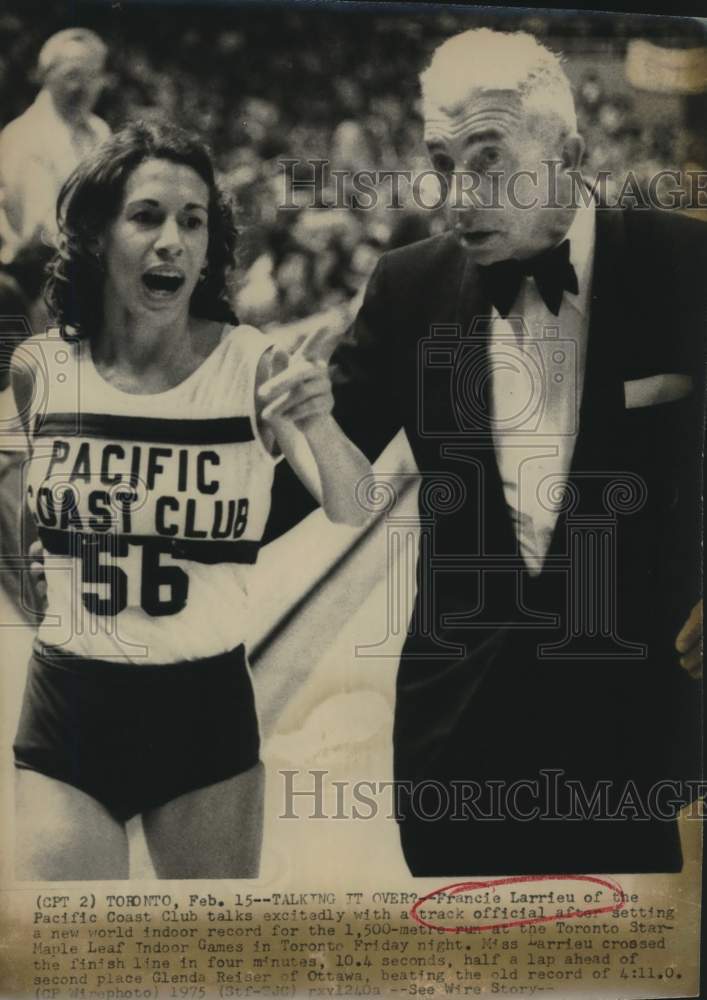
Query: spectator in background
0 29 109 622
0 28 110 266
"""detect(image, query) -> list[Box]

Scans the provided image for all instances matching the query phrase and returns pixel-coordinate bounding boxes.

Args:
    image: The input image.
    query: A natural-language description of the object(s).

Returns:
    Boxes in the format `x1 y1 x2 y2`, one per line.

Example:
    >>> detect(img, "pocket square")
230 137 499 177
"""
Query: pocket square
624 374 693 409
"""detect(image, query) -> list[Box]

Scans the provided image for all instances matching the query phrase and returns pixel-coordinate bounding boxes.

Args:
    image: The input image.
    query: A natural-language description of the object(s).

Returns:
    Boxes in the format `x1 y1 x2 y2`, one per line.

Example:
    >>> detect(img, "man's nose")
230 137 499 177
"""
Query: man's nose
447 171 483 216
155 218 183 256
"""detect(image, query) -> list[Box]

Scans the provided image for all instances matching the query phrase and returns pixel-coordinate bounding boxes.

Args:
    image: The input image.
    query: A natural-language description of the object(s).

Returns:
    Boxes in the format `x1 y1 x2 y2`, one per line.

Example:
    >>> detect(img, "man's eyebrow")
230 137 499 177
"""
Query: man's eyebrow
463 129 505 147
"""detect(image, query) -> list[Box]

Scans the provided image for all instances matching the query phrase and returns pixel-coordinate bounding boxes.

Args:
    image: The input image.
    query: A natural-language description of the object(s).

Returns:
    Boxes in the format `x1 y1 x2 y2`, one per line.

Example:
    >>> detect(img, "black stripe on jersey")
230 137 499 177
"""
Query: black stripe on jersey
38 527 260 565
34 413 255 445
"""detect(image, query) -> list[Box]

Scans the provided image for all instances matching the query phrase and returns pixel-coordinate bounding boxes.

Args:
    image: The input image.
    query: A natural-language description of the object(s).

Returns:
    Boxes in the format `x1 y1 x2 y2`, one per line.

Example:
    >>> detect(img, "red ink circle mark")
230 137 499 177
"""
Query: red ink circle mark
410 874 625 933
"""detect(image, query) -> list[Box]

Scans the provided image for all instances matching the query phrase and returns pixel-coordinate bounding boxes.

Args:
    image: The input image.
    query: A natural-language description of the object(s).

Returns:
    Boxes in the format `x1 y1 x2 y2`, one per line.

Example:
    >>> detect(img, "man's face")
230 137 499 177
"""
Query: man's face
425 90 570 264
45 49 106 118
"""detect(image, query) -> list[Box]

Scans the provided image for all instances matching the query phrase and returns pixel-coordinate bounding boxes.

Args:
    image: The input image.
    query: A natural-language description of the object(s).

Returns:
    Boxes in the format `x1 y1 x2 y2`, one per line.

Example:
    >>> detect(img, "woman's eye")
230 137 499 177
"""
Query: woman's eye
131 210 156 224
183 216 205 230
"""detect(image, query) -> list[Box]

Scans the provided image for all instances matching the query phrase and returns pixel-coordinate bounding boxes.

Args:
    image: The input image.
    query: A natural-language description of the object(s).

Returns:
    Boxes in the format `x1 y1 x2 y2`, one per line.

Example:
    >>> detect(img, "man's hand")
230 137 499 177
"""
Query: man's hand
676 601 702 680
28 538 47 603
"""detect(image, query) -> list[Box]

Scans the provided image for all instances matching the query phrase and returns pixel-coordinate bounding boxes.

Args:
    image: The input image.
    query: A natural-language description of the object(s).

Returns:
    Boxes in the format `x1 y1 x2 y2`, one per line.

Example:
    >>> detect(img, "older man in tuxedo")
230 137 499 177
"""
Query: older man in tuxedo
330 28 704 876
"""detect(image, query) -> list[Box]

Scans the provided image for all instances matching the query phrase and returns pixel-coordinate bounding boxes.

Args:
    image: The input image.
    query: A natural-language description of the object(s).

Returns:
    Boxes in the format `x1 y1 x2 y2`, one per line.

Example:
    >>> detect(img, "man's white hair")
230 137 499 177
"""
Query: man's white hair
420 28 577 135
37 28 107 78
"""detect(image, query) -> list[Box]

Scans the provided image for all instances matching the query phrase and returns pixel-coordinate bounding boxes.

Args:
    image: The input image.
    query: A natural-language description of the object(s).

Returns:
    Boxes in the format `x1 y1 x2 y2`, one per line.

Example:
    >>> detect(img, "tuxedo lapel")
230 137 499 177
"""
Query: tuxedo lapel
454 243 489 332
452 242 495 430
544 207 632 563
444 239 517 555
572 207 629 468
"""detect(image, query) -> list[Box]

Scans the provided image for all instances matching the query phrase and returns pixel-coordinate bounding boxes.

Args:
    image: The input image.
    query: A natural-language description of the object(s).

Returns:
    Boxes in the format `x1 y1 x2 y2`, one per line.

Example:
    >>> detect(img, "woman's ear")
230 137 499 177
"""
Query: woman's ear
86 236 105 268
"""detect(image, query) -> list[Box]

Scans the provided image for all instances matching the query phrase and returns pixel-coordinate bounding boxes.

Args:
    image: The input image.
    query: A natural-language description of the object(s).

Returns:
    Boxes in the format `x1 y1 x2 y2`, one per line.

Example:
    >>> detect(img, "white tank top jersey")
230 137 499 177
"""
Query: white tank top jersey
23 324 279 663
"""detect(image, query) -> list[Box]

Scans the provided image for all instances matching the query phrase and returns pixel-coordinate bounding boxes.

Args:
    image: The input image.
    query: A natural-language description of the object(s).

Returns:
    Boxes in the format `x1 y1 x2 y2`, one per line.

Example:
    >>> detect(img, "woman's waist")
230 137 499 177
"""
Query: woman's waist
35 616 251 664
38 565 252 663
32 636 248 673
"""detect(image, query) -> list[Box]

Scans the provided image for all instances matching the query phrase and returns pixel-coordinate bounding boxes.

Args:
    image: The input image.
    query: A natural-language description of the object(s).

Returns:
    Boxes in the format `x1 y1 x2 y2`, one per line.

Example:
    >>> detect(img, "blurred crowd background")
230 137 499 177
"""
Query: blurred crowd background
1 2 706 330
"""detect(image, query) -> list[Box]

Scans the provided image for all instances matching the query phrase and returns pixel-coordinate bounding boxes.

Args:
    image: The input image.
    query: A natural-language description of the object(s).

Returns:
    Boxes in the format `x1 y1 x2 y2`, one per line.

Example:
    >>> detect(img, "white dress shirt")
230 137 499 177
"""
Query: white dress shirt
0 89 110 261
488 200 596 575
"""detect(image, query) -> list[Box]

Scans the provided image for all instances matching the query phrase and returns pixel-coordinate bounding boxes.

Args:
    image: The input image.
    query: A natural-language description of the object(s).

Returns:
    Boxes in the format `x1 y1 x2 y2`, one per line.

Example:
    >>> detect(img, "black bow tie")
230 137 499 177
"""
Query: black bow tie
479 239 579 318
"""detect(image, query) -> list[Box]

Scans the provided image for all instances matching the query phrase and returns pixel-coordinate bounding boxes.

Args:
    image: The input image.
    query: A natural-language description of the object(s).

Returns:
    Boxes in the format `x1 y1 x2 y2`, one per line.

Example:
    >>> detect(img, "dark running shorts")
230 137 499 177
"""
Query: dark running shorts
13 641 260 822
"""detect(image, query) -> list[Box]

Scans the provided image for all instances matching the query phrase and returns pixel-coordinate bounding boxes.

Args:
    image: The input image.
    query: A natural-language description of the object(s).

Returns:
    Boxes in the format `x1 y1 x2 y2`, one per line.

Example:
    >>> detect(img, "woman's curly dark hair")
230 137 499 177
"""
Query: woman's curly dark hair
44 119 238 338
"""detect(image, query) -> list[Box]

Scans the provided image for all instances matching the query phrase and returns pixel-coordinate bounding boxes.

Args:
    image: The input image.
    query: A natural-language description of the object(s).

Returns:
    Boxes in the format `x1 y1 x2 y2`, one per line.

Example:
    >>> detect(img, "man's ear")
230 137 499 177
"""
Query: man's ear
561 133 585 173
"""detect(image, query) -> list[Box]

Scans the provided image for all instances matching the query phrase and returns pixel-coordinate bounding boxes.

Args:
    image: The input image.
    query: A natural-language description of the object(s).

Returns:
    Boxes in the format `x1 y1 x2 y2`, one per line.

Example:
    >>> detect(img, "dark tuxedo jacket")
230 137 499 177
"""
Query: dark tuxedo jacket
327 207 706 876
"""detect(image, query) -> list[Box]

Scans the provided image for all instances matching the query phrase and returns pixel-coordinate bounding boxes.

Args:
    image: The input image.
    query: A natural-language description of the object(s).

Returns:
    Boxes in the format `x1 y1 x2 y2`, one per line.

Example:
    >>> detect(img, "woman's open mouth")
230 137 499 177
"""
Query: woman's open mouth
141 269 186 297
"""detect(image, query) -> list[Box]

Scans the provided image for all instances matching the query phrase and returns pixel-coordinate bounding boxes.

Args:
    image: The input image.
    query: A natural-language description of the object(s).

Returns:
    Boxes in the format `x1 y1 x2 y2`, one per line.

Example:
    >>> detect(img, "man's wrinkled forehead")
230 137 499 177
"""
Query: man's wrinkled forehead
423 89 524 145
